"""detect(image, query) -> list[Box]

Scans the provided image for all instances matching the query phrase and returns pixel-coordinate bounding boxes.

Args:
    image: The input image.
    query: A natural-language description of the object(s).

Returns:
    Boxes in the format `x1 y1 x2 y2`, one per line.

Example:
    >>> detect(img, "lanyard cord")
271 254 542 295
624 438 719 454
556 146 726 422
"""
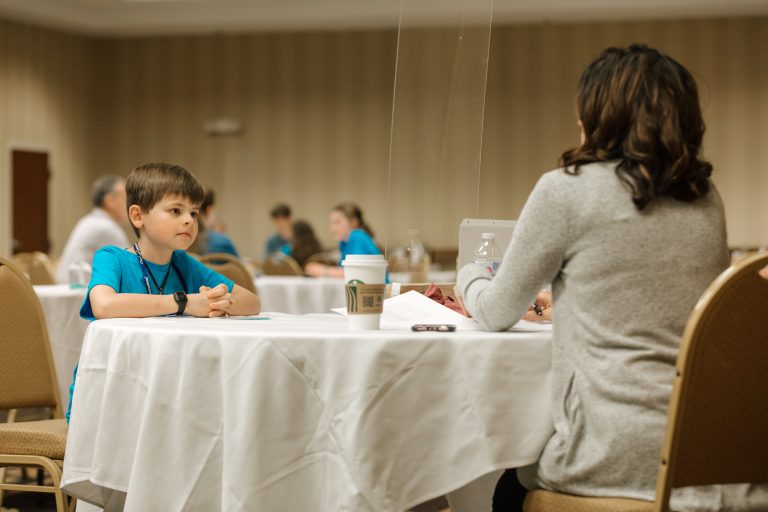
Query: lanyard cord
134 243 187 295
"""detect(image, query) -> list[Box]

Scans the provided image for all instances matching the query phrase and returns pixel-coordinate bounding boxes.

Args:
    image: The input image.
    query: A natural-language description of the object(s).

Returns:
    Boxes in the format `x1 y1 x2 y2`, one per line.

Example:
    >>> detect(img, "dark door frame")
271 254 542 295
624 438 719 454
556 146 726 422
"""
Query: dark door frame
6 143 52 255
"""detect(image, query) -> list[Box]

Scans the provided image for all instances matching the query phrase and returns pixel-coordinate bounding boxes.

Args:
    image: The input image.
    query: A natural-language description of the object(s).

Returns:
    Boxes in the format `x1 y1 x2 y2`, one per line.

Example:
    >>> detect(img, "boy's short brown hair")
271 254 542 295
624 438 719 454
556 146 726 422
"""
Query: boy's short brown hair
126 162 205 236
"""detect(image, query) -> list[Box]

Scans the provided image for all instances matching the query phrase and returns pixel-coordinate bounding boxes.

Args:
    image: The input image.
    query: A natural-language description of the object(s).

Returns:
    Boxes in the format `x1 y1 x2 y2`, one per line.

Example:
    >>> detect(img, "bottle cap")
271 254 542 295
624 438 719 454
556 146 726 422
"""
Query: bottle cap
481 232 495 240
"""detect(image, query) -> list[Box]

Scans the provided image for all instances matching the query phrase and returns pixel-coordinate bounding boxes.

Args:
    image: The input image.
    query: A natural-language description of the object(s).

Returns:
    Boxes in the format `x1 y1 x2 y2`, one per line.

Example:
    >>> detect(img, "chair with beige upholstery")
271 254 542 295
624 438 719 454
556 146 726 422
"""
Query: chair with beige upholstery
199 253 258 294
12 252 56 285
0 257 71 511
524 252 768 512
262 255 303 276
304 252 338 267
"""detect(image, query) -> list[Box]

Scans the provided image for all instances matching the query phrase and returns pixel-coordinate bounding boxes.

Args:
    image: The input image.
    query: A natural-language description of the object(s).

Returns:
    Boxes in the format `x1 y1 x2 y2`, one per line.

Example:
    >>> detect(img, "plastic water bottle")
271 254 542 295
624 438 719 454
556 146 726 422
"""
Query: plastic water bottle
405 229 425 267
68 260 91 289
405 229 428 282
473 232 502 277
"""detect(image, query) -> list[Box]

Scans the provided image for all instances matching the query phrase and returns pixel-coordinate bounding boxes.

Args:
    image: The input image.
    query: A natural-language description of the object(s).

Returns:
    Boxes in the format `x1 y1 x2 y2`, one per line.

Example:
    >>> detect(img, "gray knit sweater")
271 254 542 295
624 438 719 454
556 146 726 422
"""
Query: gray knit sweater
458 162 767 509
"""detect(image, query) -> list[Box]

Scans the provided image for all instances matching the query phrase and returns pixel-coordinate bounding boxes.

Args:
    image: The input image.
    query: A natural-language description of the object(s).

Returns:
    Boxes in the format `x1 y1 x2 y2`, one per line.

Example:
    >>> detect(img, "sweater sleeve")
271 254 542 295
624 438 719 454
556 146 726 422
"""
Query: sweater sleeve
457 171 570 331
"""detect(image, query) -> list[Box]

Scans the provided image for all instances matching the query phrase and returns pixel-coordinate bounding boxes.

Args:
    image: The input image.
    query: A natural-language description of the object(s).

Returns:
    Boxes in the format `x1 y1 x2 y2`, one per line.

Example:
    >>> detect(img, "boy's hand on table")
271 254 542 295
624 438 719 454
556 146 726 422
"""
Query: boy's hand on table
201 283 235 317
184 289 218 317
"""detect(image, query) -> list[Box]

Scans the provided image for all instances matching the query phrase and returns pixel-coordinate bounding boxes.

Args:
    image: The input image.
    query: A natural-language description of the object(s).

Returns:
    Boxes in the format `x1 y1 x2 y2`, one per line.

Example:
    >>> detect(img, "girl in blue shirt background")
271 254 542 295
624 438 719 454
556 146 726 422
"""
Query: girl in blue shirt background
305 202 381 277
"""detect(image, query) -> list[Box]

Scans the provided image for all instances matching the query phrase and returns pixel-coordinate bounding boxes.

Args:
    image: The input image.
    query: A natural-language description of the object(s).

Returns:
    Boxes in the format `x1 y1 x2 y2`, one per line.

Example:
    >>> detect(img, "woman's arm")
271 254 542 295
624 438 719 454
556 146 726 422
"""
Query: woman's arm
457 172 569 331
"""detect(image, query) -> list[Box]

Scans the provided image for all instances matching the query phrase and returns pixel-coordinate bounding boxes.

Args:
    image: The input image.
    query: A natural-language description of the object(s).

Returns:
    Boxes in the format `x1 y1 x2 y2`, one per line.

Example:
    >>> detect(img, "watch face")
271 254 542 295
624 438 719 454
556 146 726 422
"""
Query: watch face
174 291 188 302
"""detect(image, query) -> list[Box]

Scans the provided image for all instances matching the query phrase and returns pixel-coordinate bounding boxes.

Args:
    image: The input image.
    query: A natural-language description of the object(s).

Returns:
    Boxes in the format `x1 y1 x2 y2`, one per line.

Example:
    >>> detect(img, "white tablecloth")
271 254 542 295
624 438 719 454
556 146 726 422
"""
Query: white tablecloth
255 276 346 314
62 315 553 512
33 285 89 409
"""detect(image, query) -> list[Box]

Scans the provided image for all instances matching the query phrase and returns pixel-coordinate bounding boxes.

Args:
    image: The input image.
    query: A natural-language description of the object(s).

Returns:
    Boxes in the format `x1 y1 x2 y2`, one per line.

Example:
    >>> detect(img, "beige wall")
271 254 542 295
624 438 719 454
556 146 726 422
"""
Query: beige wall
89 18 768 255
0 20 95 258
2 17 767 258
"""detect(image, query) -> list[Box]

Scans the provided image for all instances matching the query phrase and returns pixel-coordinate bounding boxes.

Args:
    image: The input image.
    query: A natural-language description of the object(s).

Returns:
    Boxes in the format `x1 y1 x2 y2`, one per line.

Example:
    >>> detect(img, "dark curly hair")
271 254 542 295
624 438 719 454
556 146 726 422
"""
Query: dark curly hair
561 44 712 210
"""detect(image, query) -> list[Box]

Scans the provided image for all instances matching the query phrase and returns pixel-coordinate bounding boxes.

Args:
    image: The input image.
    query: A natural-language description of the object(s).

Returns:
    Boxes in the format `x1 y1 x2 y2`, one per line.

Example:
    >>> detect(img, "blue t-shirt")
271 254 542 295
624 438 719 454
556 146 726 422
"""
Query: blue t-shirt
339 229 381 265
205 231 239 258
80 246 234 320
69 246 235 422
265 233 289 258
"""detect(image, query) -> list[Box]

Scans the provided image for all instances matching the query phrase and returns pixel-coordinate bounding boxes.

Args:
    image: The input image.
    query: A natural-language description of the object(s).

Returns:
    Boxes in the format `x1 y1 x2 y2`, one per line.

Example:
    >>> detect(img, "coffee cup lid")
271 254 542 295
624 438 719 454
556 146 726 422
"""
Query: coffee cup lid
342 254 388 267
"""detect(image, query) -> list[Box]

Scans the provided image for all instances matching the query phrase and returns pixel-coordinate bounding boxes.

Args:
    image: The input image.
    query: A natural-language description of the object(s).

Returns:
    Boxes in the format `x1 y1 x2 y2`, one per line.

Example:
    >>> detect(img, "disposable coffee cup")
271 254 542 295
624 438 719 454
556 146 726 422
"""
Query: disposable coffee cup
342 254 388 330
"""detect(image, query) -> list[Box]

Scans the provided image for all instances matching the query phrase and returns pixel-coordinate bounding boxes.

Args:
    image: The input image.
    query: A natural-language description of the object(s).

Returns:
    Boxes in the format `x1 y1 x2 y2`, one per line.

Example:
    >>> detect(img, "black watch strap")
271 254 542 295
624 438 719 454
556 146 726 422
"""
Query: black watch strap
173 291 188 316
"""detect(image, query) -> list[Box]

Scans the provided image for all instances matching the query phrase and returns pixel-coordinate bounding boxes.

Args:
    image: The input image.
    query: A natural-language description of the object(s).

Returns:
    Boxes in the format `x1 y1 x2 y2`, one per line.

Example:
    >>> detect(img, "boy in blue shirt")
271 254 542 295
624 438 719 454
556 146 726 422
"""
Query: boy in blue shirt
69 162 260 422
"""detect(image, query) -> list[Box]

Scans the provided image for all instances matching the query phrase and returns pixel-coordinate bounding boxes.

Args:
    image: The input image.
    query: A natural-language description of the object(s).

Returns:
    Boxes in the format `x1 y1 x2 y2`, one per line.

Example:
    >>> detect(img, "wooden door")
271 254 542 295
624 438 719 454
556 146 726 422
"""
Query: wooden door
12 150 50 254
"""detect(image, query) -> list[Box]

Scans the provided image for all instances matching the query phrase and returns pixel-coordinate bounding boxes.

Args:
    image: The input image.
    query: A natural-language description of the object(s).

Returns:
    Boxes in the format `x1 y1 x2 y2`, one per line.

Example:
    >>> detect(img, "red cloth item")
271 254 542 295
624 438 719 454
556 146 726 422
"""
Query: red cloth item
423 284 468 316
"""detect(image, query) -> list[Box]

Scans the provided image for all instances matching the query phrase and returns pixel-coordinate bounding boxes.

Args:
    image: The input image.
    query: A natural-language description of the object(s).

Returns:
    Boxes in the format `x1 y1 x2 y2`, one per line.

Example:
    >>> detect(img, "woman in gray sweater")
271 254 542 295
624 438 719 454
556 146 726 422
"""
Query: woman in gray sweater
458 45 764 510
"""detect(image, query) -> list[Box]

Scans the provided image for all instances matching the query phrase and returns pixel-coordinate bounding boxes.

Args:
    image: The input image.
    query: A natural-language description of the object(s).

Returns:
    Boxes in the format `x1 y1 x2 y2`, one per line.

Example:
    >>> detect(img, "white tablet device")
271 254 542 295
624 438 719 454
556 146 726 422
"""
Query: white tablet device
457 218 517 269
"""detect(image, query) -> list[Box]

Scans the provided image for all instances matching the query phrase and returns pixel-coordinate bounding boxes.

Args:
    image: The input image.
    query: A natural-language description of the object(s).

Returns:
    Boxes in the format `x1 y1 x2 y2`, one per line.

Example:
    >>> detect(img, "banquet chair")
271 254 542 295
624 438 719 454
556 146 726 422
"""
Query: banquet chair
12 252 56 285
523 252 768 512
262 255 303 276
0 258 72 511
304 251 338 267
200 253 258 294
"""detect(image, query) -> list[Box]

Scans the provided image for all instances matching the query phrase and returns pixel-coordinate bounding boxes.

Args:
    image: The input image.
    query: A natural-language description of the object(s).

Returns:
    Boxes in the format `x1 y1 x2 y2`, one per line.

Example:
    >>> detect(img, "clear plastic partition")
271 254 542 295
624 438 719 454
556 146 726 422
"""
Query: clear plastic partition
384 0 493 277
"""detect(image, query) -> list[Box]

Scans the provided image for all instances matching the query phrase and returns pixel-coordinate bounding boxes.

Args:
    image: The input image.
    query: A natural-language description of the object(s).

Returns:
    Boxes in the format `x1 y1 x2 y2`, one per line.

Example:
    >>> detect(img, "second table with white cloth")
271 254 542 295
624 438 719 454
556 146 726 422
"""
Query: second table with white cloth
254 272 458 315
254 276 346 314
33 284 90 409
62 314 553 511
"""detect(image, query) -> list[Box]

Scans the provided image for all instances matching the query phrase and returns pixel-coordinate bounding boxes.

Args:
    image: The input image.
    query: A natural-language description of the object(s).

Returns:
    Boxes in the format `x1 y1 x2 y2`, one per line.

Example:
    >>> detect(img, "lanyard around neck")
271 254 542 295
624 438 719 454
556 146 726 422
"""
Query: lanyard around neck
134 243 187 295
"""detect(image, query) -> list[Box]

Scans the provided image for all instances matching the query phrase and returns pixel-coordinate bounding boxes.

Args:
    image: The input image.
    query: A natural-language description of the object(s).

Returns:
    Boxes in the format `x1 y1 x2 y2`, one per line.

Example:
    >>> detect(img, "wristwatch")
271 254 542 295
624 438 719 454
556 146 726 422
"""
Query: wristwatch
173 291 188 316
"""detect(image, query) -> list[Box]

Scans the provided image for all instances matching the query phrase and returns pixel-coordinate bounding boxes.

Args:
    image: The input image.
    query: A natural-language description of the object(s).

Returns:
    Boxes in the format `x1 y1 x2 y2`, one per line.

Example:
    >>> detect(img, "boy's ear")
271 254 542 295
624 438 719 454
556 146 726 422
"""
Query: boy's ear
128 205 143 231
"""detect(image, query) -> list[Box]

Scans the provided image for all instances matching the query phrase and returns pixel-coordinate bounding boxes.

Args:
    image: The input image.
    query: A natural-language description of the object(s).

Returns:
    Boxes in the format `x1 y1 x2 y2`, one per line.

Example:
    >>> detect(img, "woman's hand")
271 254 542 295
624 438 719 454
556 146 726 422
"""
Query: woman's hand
452 285 471 318
522 290 552 322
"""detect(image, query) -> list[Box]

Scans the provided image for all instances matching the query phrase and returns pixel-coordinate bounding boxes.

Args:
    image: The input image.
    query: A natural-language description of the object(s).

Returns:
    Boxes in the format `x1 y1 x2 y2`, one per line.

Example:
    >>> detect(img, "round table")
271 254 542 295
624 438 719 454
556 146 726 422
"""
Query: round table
33 285 90 409
62 314 553 512
254 276 346 314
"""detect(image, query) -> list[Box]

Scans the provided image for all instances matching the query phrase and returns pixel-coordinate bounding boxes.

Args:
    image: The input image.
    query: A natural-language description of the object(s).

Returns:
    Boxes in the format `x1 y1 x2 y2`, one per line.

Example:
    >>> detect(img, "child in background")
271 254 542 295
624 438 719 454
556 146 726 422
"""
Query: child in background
286 220 324 270
305 202 381 278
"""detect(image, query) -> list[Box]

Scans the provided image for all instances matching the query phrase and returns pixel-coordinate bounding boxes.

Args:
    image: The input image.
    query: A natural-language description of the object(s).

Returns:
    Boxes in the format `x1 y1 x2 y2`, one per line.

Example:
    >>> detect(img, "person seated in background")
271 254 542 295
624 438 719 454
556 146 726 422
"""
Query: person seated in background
283 220 324 270
305 202 381 278
455 44 763 511
193 188 239 257
264 203 292 258
56 175 129 283
68 162 260 423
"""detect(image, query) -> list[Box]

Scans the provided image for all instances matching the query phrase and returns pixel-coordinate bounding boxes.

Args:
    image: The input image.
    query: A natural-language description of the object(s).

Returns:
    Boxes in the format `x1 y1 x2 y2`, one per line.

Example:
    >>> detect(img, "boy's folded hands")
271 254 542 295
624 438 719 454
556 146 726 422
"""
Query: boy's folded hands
199 283 236 317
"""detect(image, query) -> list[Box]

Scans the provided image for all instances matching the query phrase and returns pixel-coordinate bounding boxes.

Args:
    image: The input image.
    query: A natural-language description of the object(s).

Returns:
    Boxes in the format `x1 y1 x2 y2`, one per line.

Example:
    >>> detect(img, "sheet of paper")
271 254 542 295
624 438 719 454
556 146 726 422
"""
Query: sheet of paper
380 291 480 330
